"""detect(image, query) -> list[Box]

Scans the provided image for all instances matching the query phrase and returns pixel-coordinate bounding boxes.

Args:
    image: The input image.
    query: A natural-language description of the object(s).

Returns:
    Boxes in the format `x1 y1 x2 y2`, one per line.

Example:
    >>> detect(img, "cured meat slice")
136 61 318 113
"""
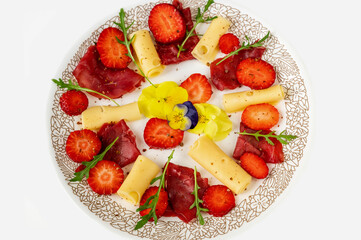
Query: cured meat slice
210 47 266 91
165 162 209 223
233 122 284 164
73 45 144 99
155 0 199 65
233 123 262 159
97 120 140 167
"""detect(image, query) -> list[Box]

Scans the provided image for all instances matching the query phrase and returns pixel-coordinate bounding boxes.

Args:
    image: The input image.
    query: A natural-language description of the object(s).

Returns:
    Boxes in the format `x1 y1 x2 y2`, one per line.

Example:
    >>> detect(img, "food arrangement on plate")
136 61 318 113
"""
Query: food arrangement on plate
50 0 309 238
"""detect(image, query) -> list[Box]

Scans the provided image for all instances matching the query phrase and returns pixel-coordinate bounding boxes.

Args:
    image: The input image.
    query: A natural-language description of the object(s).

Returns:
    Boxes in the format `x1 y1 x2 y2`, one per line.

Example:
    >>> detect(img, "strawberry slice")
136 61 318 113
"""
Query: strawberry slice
236 58 276 90
59 90 88 116
144 118 184 149
219 33 240 54
139 186 168 221
241 103 280 130
87 160 124 195
148 3 186 44
96 27 131 69
240 152 269 179
65 129 102 163
180 73 213 104
202 185 235 217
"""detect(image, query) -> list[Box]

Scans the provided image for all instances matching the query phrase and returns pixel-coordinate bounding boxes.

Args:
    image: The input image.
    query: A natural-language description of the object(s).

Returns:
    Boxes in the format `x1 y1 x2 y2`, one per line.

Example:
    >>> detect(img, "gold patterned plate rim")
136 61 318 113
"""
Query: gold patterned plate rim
49 0 311 239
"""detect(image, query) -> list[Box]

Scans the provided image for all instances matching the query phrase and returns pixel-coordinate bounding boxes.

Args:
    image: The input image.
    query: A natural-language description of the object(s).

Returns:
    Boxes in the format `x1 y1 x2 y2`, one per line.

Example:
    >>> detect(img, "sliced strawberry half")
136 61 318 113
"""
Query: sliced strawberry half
240 152 269 179
59 90 88 116
180 73 213 104
96 27 131 69
87 160 124 195
241 103 280 130
236 58 276 90
202 185 235 217
148 3 186 44
139 186 168 221
219 33 240 54
144 118 184 149
65 129 102 163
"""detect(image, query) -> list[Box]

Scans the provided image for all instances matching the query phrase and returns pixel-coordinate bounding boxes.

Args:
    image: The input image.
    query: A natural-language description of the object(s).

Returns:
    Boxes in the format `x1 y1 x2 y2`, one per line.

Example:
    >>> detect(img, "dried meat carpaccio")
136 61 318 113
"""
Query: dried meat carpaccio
73 45 144 99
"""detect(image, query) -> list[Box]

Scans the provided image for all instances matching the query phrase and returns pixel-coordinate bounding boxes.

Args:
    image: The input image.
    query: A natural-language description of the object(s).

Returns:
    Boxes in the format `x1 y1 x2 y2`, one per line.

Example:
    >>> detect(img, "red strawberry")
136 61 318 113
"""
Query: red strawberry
139 186 168 221
65 129 102 163
148 3 186 44
202 185 235 217
240 152 269 179
59 90 88 116
241 103 280 130
144 118 184 149
180 73 212 104
87 160 124 195
75 164 86 173
96 27 131 69
219 33 240 54
236 58 276 90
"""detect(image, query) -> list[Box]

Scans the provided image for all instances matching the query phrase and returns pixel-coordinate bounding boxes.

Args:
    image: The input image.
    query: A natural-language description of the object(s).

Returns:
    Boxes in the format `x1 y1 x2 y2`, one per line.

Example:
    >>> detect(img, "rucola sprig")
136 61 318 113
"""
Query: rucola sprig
114 8 156 87
189 166 208 225
134 150 175 230
52 78 120 106
216 31 270 65
177 0 217 58
70 137 119 182
237 129 297 146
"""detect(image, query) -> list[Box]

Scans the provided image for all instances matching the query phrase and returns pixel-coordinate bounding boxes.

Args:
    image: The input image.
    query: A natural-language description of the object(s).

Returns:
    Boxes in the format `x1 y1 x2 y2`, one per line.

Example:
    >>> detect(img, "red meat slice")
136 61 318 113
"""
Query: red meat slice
210 47 266 91
165 162 209 223
73 45 144 99
233 122 284 164
155 0 199 65
97 120 140 167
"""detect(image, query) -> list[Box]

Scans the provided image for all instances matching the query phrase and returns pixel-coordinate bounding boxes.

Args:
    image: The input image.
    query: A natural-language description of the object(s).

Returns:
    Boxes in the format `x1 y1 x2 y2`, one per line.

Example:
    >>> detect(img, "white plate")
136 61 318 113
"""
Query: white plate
49 0 310 239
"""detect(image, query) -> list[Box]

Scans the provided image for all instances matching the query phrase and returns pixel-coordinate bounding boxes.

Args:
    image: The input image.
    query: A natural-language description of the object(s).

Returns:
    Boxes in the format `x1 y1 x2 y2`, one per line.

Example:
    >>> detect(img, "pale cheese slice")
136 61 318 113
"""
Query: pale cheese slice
191 16 231 65
188 135 251 194
223 85 285 113
81 102 141 130
130 30 165 78
117 155 161 205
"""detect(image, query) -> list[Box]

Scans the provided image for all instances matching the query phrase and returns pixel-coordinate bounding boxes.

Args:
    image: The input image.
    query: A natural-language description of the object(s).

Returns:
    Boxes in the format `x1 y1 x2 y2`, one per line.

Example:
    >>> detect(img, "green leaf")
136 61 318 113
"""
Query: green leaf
177 0 215 57
216 31 270 65
134 150 175 230
70 137 119 182
237 129 297 145
189 166 208 225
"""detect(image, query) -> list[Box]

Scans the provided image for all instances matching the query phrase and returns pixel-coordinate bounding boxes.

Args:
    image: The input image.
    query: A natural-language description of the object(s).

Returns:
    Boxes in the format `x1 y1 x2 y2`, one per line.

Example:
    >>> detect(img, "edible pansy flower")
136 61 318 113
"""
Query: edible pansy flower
188 103 232 141
138 81 188 119
167 101 199 131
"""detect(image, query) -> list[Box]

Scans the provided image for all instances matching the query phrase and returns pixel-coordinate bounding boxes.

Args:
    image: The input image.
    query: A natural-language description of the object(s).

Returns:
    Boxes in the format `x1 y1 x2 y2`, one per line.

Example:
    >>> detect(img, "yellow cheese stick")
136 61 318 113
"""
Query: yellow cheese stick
81 102 141 130
117 155 161 205
130 30 165 78
188 135 251 194
223 85 285 113
191 16 231 65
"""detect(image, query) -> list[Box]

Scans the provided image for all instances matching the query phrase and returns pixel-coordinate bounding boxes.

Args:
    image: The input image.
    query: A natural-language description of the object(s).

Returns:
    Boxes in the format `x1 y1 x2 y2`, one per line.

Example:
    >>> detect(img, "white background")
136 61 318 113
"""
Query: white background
3 0 360 239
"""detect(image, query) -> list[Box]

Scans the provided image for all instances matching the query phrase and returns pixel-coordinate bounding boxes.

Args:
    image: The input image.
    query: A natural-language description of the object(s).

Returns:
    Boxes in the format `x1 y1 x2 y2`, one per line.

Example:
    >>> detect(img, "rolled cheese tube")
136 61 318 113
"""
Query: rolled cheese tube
81 102 141 130
191 16 231 65
130 30 165 78
188 135 251 194
117 155 161 205
223 85 285 113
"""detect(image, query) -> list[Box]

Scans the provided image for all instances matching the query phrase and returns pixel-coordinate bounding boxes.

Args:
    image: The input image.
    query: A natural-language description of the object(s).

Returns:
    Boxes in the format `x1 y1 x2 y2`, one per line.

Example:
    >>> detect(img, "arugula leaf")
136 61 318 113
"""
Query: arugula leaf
70 137 119 182
216 31 270 65
177 0 216 58
52 78 120 106
134 150 175 230
237 129 297 146
189 166 208 225
114 8 156 87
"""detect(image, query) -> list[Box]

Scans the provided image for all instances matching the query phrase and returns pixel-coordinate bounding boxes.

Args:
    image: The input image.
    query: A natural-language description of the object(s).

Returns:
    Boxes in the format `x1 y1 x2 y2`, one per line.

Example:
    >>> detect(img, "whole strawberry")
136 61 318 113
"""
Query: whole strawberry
59 90 88 116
